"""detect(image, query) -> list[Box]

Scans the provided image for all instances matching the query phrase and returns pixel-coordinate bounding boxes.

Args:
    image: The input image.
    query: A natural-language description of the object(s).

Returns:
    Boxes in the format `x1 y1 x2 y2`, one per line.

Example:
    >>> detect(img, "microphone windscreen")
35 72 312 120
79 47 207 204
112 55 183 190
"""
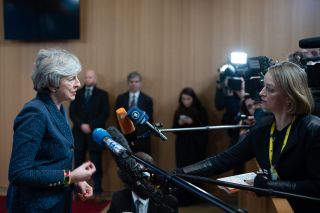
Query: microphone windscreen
92 128 111 146
127 106 149 125
116 108 136 134
299 36 320 49
106 126 132 153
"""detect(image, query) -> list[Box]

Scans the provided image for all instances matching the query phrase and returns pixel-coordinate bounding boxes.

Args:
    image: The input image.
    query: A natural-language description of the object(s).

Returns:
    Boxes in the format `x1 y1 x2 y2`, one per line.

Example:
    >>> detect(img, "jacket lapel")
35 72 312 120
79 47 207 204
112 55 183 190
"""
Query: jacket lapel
276 117 300 162
39 93 74 145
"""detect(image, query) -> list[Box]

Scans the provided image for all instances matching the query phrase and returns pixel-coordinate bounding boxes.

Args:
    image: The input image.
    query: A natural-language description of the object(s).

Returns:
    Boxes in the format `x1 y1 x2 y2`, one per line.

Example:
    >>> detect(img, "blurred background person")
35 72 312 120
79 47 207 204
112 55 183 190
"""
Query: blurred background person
232 94 260 174
69 69 110 201
172 87 208 206
215 65 245 147
7 48 96 213
237 94 260 136
172 87 209 168
177 61 320 212
115 71 154 154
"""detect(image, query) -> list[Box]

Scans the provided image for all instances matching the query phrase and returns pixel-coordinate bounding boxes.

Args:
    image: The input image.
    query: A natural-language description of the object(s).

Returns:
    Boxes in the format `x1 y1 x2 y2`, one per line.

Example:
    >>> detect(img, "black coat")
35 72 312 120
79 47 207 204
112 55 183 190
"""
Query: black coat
172 105 208 168
195 114 320 212
108 188 178 213
69 86 109 151
115 91 153 154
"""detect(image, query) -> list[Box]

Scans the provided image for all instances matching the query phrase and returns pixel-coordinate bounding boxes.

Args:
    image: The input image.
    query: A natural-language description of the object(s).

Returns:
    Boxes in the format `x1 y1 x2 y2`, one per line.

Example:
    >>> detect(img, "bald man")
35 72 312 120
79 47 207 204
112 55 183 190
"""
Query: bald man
69 69 109 201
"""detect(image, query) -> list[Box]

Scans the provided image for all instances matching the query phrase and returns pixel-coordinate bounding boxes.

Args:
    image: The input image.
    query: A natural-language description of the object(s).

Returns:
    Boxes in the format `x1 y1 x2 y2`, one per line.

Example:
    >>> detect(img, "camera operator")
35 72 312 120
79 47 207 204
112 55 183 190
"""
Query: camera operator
288 49 320 117
215 65 245 152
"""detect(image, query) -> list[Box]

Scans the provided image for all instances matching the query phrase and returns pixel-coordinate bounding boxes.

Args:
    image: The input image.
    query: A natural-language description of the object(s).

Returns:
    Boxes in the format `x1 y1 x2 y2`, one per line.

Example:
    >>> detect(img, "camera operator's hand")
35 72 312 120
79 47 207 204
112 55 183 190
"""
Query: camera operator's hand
224 77 234 96
235 77 245 98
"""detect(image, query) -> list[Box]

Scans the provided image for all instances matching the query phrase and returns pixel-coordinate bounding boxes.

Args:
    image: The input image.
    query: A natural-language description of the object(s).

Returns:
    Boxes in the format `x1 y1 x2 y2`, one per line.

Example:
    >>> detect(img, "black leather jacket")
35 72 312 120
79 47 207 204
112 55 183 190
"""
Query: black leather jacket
181 114 320 212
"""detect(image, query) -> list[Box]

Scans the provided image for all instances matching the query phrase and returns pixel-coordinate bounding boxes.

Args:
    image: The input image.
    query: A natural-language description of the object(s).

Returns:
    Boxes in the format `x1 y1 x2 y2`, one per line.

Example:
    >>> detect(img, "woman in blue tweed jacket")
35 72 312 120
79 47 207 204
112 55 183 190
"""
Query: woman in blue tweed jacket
7 48 96 213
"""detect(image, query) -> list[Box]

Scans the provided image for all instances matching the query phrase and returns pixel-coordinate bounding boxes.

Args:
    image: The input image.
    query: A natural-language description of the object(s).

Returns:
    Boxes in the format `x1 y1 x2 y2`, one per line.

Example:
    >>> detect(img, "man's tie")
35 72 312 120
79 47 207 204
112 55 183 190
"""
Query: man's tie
130 94 136 107
135 199 142 213
85 87 91 103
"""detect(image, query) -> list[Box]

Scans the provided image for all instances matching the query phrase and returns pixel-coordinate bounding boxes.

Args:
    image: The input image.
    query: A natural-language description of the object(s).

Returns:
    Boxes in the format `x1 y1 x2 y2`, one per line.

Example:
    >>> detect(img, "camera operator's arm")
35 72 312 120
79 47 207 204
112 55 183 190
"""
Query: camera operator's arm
235 77 245 100
215 76 239 108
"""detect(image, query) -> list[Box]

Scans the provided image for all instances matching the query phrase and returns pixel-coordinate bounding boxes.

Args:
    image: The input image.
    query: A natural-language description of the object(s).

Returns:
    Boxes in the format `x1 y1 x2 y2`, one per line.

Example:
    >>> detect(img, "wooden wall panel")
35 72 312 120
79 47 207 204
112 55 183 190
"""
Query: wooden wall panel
1 0 319 194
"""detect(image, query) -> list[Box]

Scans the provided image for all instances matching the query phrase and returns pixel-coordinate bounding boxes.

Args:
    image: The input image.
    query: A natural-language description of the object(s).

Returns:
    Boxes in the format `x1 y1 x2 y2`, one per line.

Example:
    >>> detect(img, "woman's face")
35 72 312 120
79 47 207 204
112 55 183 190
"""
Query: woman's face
55 75 81 102
244 98 256 116
259 72 288 113
181 94 193 108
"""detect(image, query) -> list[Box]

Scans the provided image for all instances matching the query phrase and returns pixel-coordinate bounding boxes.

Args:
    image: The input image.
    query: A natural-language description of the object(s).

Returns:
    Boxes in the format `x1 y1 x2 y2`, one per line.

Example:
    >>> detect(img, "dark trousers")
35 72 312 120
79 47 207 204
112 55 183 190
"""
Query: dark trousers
74 149 103 194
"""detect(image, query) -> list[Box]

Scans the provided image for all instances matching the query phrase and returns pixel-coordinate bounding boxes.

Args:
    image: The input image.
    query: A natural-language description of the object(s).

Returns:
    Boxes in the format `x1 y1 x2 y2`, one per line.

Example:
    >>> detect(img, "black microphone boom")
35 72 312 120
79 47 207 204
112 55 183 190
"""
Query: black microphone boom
177 173 320 202
101 127 243 212
160 124 251 133
127 106 168 141
299 36 320 49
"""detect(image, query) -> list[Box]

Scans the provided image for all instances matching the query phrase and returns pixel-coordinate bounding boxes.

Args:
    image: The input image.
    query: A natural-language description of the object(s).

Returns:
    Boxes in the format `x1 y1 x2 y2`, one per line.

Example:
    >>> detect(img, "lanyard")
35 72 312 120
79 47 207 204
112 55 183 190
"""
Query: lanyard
269 117 295 179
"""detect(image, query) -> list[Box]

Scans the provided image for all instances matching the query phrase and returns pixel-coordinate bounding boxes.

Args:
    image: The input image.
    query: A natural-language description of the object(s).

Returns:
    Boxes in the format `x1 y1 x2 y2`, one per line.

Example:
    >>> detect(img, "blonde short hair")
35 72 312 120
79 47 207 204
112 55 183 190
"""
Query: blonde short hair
268 61 314 114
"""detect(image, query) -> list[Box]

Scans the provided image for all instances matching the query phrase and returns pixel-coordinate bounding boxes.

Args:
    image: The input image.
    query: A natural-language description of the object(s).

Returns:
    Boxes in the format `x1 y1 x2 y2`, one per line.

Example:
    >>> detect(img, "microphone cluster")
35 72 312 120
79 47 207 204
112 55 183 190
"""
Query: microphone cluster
92 127 177 212
117 106 168 141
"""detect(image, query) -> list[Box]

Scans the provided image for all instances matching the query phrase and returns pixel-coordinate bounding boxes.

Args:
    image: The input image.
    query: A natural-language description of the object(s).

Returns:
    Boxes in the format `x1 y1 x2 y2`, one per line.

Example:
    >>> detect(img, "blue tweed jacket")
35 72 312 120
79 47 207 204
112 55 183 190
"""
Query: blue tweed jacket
7 92 75 212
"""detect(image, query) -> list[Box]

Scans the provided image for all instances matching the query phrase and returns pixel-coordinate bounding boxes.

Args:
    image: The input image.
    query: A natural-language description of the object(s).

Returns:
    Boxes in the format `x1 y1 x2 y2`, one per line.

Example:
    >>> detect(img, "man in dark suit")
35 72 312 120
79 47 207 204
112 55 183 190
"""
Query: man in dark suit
108 152 178 213
115 71 153 154
69 69 110 200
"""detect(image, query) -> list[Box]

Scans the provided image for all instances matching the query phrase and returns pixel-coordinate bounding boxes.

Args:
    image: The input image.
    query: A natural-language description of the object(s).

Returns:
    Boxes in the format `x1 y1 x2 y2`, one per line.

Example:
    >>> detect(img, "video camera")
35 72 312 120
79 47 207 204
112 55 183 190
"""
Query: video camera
298 36 320 88
218 56 274 100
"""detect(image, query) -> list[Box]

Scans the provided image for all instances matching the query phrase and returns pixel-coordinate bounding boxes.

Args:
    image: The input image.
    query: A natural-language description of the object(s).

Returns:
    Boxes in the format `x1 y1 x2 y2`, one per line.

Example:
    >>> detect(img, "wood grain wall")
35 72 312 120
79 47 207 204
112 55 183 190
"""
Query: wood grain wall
1 0 319 193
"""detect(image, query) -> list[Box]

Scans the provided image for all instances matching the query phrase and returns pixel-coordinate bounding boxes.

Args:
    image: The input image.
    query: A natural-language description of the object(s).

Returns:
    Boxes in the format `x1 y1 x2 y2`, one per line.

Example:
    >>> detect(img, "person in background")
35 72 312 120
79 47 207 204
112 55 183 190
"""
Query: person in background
288 50 320 117
115 71 153 154
237 94 260 136
172 87 208 206
215 67 245 149
176 61 320 212
173 87 209 168
69 69 110 201
232 95 260 174
108 152 178 213
7 48 96 213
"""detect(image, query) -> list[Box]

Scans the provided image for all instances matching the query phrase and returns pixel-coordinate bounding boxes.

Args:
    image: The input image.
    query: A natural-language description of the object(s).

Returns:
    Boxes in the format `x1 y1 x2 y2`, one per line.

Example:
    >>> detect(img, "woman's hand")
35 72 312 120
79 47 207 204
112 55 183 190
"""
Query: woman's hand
76 181 93 201
70 161 96 183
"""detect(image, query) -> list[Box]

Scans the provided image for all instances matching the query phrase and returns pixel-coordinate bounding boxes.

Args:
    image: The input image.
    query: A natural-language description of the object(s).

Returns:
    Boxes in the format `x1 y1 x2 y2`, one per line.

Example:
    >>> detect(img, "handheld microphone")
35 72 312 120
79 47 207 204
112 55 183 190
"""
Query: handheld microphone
93 127 150 181
116 107 136 135
116 107 138 144
92 128 128 156
127 106 168 141
118 169 178 213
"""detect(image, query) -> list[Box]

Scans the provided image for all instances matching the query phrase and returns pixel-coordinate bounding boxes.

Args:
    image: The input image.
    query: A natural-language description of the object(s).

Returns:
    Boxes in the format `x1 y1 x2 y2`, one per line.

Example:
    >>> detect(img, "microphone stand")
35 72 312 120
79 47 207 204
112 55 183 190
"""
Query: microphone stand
130 154 245 213
177 174 320 202
159 124 251 133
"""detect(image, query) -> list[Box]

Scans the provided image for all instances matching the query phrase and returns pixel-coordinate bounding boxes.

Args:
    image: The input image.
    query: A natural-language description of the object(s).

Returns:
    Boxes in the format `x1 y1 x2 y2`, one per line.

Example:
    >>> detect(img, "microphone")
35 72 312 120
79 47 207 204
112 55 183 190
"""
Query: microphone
93 127 147 179
127 106 168 141
92 128 128 156
105 128 177 212
116 107 138 144
118 169 178 213
116 107 136 135
299 36 320 49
